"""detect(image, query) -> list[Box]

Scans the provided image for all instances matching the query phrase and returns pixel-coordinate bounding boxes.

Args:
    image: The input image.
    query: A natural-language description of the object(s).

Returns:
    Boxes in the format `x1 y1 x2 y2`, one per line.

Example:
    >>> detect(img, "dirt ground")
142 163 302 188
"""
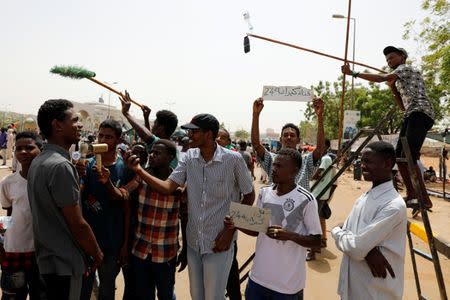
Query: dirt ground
0 155 449 299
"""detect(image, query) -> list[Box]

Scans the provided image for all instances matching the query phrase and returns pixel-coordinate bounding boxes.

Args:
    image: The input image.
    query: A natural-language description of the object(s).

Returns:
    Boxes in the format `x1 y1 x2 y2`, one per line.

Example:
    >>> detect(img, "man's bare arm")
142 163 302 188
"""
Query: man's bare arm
142 105 151 130
94 166 127 202
124 153 179 194
251 98 266 160
342 64 397 83
312 98 325 161
61 203 103 268
365 247 395 278
241 189 255 206
120 91 155 144
267 226 321 248
386 81 406 111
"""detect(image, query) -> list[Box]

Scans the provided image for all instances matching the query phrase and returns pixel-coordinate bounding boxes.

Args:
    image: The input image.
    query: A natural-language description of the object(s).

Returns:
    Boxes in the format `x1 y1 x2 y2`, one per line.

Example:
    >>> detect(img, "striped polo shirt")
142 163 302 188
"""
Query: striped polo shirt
169 144 253 254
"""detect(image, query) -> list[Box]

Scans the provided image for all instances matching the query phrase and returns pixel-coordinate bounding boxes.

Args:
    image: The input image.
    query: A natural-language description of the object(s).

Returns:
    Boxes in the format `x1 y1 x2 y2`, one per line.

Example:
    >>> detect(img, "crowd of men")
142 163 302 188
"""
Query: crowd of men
0 45 438 300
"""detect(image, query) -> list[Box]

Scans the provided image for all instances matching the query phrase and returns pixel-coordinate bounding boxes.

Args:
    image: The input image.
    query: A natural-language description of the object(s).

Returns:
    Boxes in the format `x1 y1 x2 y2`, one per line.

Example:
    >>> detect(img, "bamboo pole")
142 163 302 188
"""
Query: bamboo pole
337 0 353 155
247 33 386 73
87 77 144 108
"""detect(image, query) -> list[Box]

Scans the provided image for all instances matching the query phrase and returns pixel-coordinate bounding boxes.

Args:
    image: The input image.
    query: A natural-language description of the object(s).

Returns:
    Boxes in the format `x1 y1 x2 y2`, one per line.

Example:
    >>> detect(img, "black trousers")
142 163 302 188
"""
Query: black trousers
41 274 71 300
226 241 242 300
396 112 434 161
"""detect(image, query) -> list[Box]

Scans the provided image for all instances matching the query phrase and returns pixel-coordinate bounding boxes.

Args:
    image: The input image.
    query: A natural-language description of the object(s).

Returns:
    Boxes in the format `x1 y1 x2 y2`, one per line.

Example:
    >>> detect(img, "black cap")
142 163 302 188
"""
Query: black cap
181 113 219 133
383 46 408 58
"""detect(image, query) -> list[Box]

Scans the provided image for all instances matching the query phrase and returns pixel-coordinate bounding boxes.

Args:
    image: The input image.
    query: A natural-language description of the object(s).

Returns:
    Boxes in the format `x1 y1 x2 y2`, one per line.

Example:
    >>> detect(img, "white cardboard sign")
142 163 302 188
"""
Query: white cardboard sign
262 85 313 102
229 202 271 233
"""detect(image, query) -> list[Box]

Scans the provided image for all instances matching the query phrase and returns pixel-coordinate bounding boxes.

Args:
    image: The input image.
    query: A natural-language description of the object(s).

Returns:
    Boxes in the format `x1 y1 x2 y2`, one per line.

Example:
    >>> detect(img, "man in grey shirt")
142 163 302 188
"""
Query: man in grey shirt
28 99 103 300
124 113 255 300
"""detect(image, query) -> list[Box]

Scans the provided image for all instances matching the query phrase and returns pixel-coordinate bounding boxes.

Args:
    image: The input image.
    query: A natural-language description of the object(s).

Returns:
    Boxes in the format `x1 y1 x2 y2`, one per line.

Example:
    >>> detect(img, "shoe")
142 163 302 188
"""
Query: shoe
320 240 327 248
306 251 316 261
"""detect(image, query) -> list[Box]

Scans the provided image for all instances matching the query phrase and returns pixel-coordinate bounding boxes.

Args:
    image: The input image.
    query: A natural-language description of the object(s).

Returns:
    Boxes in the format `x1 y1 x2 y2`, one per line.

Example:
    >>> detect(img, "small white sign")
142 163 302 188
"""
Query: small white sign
344 110 361 127
229 202 271 233
262 85 313 102
343 110 361 139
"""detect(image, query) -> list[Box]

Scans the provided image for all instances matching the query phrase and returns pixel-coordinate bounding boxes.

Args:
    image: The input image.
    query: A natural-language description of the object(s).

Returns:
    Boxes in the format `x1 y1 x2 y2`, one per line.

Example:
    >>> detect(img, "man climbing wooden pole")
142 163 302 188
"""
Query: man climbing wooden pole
341 46 435 215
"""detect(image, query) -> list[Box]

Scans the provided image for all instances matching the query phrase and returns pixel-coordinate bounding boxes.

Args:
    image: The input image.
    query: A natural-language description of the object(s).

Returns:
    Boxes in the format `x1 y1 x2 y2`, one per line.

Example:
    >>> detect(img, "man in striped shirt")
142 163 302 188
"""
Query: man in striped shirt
124 113 254 300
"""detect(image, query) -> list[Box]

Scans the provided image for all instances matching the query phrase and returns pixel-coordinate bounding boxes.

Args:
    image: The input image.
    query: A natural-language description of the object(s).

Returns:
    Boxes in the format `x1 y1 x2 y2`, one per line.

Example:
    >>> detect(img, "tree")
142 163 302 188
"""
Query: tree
304 78 403 139
403 0 450 119
234 129 250 140
299 120 317 144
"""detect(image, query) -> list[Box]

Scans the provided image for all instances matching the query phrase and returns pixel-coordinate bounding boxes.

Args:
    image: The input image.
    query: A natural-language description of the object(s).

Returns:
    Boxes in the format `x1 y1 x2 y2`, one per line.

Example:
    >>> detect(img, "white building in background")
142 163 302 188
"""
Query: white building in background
72 101 127 132
72 99 146 133
1 98 145 135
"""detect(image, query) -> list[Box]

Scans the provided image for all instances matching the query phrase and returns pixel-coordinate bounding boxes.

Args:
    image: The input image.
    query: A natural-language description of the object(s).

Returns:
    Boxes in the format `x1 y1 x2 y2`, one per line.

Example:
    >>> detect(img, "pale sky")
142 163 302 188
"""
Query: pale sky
1 0 427 132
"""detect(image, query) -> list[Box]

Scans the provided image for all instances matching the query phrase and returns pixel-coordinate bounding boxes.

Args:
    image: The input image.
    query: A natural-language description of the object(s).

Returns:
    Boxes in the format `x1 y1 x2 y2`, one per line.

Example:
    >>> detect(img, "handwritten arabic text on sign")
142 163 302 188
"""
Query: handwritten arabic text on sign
229 202 271 233
262 85 313 102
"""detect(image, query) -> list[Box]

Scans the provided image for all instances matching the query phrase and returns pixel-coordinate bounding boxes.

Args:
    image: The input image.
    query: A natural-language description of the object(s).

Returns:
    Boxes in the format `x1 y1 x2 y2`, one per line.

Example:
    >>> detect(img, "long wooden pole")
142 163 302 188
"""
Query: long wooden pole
87 77 144 108
247 33 385 73
337 0 353 155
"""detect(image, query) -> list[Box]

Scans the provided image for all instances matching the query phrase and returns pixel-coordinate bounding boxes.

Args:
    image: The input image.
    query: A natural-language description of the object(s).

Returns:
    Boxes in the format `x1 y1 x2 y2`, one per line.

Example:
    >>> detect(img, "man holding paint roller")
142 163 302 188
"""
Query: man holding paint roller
78 119 134 300
341 46 435 213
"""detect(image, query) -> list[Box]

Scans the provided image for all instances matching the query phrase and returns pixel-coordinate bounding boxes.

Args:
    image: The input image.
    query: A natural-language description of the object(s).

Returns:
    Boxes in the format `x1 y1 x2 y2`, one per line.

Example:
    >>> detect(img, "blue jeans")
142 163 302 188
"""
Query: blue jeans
80 249 121 300
187 245 234 300
245 278 303 300
1 267 45 300
131 254 176 300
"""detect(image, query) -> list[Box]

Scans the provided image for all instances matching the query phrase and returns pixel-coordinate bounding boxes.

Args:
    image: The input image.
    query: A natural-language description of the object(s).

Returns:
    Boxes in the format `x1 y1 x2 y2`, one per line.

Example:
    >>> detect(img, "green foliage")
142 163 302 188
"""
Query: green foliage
304 0 449 140
299 120 317 144
234 129 250 140
50 65 96 79
303 78 403 140
403 0 450 119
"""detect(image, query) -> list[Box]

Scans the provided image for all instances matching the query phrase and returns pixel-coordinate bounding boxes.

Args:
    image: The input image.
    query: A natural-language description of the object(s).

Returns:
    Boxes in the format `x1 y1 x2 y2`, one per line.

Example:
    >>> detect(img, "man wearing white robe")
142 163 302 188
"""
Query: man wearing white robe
332 141 407 300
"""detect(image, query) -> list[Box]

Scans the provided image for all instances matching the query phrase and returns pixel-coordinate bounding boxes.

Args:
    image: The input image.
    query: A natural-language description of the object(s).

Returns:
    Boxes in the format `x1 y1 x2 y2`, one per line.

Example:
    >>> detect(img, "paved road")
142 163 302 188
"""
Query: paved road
0 161 448 299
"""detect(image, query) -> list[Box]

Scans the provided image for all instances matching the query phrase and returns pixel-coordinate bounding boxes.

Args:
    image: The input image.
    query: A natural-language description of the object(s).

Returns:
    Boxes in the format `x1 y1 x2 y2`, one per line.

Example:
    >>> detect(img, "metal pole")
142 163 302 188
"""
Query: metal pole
351 18 356 110
444 134 447 200
108 92 111 118
337 0 353 156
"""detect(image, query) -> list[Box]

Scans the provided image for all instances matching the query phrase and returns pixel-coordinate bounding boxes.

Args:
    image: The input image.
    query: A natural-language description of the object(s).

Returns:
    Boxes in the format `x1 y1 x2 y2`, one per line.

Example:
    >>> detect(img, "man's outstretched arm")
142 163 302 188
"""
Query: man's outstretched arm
341 63 397 83
120 91 155 144
124 152 179 194
312 98 325 161
251 97 266 160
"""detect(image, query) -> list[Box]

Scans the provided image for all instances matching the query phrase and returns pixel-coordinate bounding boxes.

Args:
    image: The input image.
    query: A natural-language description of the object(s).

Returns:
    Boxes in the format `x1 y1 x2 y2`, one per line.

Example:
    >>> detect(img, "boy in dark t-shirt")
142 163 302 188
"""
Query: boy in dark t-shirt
78 119 134 300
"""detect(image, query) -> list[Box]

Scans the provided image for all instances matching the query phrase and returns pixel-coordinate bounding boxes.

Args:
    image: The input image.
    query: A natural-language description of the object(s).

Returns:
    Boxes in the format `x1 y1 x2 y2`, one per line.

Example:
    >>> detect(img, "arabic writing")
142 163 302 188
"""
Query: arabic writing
229 202 271 232
230 208 267 226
